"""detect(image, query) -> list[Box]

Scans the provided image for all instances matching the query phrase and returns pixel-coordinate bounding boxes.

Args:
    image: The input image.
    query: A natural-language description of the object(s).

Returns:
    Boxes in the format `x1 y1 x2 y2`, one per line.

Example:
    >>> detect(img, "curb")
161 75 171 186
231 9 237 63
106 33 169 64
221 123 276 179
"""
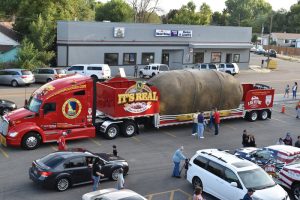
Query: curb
249 65 271 73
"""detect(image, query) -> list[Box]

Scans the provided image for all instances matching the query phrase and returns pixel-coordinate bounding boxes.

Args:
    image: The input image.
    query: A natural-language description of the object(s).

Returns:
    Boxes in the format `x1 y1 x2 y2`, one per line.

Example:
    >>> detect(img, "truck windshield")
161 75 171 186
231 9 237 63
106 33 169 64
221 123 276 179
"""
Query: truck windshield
238 168 276 190
27 97 42 113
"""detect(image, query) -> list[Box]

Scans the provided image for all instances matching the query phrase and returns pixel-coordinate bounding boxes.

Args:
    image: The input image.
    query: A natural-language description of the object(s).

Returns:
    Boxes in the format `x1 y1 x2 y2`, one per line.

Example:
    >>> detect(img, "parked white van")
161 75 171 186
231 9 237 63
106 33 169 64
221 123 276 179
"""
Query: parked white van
139 63 169 78
66 64 111 79
187 149 289 200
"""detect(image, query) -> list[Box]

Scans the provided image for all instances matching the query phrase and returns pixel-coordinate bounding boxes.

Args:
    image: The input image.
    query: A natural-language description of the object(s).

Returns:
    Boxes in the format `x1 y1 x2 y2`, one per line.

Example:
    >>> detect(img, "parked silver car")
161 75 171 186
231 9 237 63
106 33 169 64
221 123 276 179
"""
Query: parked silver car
33 68 66 83
0 69 35 87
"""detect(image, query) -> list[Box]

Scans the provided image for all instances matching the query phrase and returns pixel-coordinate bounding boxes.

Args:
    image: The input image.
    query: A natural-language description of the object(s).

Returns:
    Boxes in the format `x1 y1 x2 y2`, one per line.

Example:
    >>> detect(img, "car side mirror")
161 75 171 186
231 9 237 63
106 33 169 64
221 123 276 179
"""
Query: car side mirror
230 182 238 187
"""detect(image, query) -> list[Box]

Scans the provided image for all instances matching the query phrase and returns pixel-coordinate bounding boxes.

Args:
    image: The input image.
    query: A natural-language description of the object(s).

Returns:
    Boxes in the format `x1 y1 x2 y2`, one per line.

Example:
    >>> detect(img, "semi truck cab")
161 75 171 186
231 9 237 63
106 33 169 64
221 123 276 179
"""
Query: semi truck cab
0 74 96 150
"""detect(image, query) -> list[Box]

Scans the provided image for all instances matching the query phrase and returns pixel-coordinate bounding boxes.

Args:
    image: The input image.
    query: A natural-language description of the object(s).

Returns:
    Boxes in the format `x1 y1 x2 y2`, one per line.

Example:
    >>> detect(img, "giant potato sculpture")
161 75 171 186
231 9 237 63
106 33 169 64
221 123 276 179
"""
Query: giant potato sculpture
147 69 243 115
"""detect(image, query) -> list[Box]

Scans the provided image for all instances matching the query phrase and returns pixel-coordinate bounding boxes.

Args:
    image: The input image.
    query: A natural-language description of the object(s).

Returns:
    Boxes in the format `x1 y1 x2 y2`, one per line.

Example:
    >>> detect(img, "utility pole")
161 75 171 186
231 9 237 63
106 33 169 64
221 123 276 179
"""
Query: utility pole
134 6 137 23
267 13 273 68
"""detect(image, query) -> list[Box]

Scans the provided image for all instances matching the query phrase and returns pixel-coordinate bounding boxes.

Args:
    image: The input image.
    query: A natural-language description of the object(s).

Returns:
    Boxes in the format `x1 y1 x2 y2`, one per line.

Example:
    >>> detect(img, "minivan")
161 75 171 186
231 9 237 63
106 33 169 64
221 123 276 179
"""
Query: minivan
66 64 111 79
33 68 66 83
0 69 35 87
187 149 289 200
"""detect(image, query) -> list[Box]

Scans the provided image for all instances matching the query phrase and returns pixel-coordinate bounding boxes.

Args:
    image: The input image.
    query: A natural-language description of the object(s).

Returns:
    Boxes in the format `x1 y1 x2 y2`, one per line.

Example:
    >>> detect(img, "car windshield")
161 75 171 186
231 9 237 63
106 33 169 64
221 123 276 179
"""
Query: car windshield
27 97 42 113
38 154 64 168
55 69 66 74
238 168 276 190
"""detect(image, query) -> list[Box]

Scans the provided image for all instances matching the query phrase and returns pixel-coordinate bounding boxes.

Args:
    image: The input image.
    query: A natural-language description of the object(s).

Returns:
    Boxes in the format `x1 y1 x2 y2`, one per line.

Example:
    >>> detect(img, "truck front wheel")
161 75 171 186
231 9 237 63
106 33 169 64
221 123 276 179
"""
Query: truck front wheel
121 120 137 137
22 132 42 150
292 183 300 200
104 124 119 140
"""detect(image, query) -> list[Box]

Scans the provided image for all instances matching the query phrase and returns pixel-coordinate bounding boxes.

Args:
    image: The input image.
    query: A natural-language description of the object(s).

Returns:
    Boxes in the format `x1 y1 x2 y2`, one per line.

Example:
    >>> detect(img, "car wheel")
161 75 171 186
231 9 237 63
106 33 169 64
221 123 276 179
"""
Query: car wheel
139 72 144 78
192 177 203 189
293 183 300 200
246 111 258 122
121 120 137 137
56 178 70 192
21 132 42 150
111 168 121 181
151 73 156 77
259 110 269 120
91 75 98 80
11 80 18 87
104 124 119 140
46 78 52 83
1 108 11 115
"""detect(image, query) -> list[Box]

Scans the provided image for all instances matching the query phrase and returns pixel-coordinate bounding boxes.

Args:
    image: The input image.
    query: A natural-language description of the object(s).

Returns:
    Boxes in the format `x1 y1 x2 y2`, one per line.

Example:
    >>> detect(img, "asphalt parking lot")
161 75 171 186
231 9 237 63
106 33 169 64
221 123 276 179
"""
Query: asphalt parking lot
0 54 300 200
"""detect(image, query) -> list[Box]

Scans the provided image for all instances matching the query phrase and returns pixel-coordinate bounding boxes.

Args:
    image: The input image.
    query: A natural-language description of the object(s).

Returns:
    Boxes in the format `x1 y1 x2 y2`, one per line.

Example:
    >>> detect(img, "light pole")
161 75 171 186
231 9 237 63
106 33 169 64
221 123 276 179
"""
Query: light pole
134 6 137 23
267 13 273 68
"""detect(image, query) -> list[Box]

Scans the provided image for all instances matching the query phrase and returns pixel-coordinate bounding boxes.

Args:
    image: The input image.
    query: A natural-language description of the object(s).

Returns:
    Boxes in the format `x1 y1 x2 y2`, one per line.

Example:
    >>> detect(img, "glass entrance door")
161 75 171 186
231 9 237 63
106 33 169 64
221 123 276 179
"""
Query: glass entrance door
162 53 169 65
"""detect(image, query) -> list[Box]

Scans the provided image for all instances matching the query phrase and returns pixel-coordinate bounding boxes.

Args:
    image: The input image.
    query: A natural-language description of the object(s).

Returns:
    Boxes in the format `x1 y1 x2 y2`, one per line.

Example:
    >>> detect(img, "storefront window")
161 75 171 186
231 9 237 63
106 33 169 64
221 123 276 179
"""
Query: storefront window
193 52 204 63
142 53 154 64
233 54 240 63
104 53 118 66
211 52 221 63
123 53 137 65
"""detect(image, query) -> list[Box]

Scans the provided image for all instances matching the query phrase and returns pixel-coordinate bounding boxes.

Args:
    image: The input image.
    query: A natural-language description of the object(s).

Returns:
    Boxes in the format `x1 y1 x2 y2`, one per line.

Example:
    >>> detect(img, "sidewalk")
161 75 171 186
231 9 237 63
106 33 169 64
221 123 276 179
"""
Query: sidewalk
277 54 300 63
249 65 271 73
274 93 299 104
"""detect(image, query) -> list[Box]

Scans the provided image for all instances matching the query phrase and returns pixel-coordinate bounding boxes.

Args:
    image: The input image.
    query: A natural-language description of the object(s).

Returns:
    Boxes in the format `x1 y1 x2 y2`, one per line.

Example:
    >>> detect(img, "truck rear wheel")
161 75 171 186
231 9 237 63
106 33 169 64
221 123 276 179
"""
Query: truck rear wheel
258 110 269 120
104 124 119 140
22 132 42 150
121 120 137 137
246 111 258 122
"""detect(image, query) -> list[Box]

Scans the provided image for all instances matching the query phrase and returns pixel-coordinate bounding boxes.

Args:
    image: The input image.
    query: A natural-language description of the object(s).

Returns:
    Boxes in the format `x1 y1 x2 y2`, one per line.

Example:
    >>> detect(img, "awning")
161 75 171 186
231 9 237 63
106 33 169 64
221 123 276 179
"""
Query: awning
189 43 252 49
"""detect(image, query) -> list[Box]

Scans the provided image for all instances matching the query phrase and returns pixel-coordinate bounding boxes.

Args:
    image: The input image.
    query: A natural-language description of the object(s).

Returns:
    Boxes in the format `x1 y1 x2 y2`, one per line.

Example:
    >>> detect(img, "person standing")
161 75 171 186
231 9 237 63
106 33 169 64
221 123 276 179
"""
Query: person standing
134 65 138 77
248 135 256 147
283 132 293 146
208 109 214 131
112 145 118 156
116 168 125 190
296 100 300 118
197 112 205 139
243 188 255 200
172 146 186 178
193 186 204 200
295 136 300 148
57 132 67 151
276 138 285 145
192 112 199 136
242 130 249 147
292 82 298 99
284 84 290 98
214 107 220 135
92 158 104 191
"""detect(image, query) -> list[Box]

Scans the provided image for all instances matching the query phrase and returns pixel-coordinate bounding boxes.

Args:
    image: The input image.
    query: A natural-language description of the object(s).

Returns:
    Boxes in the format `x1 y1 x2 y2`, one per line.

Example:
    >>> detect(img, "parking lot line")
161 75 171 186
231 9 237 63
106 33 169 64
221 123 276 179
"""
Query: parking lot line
0 147 9 158
163 131 177 138
131 136 141 142
177 189 193 199
89 138 102 146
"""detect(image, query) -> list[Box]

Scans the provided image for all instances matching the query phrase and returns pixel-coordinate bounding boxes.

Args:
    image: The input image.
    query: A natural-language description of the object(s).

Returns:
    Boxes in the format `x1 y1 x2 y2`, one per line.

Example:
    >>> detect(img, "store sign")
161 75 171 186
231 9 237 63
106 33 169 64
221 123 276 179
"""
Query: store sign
155 29 192 38
114 27 125 38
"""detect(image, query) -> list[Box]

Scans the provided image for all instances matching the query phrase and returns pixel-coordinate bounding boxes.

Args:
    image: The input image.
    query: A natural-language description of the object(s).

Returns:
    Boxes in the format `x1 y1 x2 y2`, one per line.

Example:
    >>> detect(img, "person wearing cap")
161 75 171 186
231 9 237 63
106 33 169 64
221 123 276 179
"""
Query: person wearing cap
172 146 186 178
283 132 293 146
243 188 255 200
92 158 104 191
57 131 68 151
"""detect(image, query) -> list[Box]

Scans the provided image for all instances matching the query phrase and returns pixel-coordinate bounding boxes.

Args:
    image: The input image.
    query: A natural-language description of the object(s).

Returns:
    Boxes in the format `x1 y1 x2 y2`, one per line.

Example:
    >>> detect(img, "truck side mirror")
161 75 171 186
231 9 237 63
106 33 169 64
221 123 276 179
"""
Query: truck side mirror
39 109 44 118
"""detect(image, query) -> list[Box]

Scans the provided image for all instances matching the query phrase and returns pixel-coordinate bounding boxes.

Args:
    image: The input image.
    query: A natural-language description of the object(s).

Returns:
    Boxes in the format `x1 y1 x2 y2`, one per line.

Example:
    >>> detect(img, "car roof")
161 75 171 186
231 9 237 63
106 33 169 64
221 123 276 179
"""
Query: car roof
197 149 258 171
50 150 95 159
2 68 29 71
266 145 300 155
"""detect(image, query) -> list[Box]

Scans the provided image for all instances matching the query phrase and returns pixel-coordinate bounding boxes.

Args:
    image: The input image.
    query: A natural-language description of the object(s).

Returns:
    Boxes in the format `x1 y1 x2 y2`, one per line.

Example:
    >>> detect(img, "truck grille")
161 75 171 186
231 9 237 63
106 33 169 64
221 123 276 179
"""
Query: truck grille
0 117 9 136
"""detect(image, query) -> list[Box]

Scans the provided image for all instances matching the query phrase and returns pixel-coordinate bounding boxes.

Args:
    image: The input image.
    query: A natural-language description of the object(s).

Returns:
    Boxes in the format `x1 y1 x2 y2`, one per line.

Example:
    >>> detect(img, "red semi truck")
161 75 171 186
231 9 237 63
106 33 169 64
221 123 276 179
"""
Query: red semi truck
0 74 274 150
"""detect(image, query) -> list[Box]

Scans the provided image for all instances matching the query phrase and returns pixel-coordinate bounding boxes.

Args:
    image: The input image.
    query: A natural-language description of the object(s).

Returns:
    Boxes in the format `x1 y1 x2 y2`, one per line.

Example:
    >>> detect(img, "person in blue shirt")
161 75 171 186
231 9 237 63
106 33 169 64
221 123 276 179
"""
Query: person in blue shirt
243 188 255 200
172 146 186 178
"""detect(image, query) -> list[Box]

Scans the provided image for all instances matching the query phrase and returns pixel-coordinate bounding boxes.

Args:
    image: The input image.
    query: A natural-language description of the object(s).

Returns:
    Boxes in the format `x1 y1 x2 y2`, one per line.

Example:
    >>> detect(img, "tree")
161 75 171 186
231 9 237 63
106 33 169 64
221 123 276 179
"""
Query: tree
169 1 200 25
211 10 229 26
272 9 288 32
17 38 42 70
0 0 21 20
198 3 212 25
251 34 258 43
129 0 162 23
95 0 134 22
225 0 272 30
287 2 300 33
161 9 178 24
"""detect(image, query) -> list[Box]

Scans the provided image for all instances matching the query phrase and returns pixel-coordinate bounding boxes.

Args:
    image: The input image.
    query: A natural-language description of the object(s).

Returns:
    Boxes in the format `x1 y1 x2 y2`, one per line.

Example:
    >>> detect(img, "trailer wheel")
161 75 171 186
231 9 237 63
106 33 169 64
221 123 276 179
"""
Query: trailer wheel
246 111 258 122
259 110 269 120
104 124 119 140
121 120 137 137
292 183 300 200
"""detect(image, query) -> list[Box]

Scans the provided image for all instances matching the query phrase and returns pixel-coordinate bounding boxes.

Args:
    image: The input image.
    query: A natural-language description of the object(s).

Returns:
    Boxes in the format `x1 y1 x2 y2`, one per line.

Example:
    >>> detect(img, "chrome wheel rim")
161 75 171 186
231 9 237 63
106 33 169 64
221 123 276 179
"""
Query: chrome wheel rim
126 125 135 136
251 112 257 121
57 179 69 191
26 136 37 148
108 127 117 138
261 111 268 120
112 169 119 180
12 81 17 87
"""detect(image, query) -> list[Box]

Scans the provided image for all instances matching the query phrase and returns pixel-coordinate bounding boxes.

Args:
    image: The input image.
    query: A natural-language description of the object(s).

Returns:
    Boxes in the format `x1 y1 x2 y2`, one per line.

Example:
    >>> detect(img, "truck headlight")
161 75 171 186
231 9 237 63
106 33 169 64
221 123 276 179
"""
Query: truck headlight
9 132 18 137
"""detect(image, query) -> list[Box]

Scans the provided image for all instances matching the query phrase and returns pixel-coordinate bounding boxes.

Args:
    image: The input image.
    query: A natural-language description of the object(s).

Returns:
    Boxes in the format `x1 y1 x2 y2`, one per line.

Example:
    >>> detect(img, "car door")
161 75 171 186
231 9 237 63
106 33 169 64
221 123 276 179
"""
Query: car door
63 157 91 184
221 168 245 200
219 64 225 72
206 161 227 199
0 71 5 84
144 66 150 76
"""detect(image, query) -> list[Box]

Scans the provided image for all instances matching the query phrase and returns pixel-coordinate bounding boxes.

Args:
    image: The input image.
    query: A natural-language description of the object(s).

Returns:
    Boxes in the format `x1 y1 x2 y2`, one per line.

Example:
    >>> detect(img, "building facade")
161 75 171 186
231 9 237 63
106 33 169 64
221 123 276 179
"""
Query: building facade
57 21 252 75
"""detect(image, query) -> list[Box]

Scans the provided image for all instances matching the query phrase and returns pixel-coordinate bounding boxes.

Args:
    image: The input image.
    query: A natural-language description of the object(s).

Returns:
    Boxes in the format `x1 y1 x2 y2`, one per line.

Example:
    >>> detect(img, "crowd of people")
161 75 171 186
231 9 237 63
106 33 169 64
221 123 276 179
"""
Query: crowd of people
284 82 298 99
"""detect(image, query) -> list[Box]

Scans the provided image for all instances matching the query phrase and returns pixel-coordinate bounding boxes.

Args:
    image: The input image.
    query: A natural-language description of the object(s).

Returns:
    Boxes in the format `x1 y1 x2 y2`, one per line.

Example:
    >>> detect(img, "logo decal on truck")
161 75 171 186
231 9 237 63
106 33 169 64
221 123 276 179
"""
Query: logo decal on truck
248 96 262 108
118 82 158 113
62 98 82 119
265 95 272 106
